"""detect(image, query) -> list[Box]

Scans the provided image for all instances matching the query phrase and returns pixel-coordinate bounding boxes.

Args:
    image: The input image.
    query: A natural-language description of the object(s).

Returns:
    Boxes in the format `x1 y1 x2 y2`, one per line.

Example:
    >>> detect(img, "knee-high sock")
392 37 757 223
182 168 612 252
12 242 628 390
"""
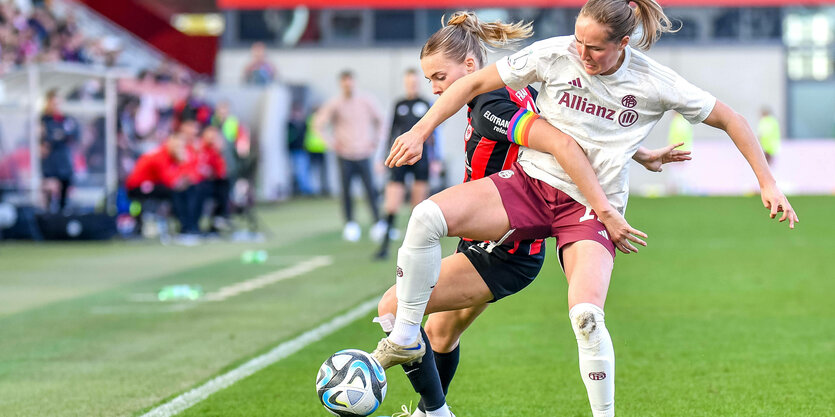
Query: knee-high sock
418 344 460 412
378 213 395 254
570 303 615 417
401 328 446 412
434 344 460 395
390 200 447 346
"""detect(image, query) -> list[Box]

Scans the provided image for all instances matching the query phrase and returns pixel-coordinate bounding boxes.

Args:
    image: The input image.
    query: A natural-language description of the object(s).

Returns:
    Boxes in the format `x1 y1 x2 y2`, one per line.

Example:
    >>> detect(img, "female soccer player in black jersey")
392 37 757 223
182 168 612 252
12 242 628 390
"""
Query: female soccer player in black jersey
374 11 688 417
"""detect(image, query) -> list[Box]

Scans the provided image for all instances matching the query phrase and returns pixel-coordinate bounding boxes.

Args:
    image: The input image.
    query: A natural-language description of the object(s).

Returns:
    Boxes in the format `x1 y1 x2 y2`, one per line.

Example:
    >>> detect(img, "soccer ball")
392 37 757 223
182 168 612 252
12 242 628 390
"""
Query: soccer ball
316 349 387 416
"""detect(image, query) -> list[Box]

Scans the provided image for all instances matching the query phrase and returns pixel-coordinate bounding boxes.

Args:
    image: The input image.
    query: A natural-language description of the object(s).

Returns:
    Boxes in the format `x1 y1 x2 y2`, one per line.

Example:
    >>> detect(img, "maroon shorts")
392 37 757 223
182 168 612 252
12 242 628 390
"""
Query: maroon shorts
488 162 616 259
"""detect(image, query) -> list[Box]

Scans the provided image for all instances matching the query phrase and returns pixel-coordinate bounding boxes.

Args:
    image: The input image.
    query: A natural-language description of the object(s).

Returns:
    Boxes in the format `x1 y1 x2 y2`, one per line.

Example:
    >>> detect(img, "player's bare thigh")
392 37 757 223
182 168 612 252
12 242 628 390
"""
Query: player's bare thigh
429 177 510 242
561 240 614 309
378 252 493 317
410 181 429 208
424 303 489 353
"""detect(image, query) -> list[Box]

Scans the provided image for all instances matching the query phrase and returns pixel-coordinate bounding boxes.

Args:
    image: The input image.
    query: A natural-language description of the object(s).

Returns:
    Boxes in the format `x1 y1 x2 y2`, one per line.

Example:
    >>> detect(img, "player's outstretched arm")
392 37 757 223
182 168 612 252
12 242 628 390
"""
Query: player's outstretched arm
527 119 647 254
632 143 692 172
386 64 506 167
702 100 799 228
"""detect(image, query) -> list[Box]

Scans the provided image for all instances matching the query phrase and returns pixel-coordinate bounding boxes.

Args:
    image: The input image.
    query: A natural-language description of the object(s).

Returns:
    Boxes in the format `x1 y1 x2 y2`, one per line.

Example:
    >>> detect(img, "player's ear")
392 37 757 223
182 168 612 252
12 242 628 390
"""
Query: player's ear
619 36 630 51
464 56 477 74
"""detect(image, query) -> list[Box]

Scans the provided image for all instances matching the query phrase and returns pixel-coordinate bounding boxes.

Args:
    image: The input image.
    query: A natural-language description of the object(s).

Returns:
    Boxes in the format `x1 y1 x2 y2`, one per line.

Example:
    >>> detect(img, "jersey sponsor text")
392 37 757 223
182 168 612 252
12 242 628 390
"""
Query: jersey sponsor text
557 91 615 121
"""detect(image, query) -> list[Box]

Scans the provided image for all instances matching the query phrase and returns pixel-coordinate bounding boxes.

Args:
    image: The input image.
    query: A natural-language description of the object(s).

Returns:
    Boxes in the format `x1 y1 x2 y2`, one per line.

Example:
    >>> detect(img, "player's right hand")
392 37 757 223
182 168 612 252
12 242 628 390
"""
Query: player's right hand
597 210 648 254
386 130 425 167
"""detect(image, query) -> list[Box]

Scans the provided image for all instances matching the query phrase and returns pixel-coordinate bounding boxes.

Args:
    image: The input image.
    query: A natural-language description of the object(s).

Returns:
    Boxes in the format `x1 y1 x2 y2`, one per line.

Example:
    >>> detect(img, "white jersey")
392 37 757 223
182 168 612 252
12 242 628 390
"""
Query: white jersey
495 36 716 214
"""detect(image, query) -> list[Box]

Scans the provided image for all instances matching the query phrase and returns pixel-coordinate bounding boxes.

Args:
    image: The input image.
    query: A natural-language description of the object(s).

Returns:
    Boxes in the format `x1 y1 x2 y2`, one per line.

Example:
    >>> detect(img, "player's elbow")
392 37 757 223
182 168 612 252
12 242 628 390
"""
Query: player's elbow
547 131 578 157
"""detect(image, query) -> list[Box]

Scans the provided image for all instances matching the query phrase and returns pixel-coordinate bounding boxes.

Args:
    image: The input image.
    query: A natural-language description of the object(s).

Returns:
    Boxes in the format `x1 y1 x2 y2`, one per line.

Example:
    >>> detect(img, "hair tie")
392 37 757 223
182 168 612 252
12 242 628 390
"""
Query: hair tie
448 14 468 26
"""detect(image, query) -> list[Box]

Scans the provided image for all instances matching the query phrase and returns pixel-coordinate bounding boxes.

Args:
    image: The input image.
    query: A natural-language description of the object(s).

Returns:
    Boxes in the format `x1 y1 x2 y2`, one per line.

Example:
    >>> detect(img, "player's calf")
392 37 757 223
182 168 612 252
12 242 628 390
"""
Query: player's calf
390 200 448 346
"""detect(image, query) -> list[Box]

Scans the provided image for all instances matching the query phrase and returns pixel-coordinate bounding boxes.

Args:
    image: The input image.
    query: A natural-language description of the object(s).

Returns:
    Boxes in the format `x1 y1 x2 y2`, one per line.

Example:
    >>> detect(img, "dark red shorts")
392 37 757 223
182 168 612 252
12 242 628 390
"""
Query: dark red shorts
488 162 616 259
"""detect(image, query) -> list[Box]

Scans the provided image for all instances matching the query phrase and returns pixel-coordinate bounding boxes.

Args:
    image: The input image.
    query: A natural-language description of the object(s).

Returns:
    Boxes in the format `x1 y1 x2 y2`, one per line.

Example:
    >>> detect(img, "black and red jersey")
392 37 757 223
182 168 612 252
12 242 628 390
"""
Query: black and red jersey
463 86 538 182
461 86 543 257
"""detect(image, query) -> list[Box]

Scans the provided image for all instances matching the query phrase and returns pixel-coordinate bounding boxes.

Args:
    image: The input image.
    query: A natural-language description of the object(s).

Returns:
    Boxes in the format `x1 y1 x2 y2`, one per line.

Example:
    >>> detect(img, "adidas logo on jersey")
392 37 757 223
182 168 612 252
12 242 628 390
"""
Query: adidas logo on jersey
568 77 583 88
598 230 609 240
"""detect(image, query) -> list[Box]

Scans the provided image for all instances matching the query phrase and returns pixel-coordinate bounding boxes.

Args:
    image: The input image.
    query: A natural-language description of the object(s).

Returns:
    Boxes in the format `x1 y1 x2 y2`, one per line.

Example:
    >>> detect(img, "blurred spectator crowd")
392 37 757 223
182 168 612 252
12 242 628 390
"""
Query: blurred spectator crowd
0 0 124 74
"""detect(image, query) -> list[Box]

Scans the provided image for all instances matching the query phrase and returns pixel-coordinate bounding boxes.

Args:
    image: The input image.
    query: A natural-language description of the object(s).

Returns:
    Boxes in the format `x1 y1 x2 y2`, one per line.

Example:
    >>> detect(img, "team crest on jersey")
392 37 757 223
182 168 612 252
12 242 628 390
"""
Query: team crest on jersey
498 170 513 179
507 49 531 70
621 95 637 108
618 109 639 127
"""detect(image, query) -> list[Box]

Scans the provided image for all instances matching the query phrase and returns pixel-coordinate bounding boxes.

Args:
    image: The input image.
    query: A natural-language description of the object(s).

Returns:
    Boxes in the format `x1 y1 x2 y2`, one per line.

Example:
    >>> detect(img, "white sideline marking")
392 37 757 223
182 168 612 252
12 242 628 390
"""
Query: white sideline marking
111 256 334 314
202 255 333 302
140 296 381 417
90 304 196 315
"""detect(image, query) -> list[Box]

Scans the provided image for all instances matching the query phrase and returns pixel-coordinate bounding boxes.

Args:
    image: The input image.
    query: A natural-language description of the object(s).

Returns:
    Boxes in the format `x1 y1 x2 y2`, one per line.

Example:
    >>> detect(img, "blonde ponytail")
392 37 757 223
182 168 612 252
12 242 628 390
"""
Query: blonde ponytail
421 11 533 67
580 0 678 50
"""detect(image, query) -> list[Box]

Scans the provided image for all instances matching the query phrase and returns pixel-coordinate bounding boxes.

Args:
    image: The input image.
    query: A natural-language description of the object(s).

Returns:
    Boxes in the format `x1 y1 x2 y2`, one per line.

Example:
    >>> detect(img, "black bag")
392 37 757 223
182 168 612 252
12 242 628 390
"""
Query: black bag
36 213 116 240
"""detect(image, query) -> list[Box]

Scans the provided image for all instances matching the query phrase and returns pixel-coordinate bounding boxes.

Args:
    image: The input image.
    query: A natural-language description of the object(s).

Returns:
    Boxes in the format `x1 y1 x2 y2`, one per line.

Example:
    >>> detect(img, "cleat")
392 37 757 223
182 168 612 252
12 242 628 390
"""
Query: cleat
370 220 388 243
343 221 361 242
371 334 425 369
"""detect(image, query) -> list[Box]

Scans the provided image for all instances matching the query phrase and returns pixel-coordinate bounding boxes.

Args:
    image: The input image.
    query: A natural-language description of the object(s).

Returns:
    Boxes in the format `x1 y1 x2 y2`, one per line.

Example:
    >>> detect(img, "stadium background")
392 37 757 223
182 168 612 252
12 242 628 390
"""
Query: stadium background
0 0 833 416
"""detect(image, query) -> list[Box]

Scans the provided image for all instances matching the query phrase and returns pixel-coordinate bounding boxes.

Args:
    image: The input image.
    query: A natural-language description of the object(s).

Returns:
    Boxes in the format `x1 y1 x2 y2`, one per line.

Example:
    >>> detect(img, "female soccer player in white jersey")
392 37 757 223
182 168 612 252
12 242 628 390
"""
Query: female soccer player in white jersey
375 1 799 416
372 11 690 417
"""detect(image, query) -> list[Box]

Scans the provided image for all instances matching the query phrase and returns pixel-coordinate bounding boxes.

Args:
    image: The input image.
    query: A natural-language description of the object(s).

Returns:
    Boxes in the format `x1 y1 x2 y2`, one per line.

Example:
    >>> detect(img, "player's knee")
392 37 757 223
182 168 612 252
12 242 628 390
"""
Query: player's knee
424 322 459 353
377 286 397 317
569 303 607 345
403 200 448 248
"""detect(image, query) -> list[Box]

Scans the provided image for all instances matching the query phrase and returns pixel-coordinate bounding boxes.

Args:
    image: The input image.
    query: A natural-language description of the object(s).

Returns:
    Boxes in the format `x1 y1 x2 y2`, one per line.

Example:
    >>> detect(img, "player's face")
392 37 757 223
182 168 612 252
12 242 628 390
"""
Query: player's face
420 53 472 96
340 76 354 96
574 15 628 76
403 73 419 98
179 121 199 139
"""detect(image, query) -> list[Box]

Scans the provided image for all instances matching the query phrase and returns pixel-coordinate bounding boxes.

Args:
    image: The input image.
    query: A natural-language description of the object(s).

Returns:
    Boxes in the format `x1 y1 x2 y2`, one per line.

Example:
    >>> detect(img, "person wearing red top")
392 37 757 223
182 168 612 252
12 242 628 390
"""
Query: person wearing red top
194 126 231 233
125 140 184 193
175 119 203 236
126 134 192 238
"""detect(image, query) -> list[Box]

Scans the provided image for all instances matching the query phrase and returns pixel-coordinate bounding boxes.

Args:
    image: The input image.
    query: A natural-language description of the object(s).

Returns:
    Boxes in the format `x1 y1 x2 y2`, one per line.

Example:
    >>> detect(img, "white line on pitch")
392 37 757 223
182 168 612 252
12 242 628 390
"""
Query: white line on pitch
201 256 333 302
90 304 197 315
139 296 380 417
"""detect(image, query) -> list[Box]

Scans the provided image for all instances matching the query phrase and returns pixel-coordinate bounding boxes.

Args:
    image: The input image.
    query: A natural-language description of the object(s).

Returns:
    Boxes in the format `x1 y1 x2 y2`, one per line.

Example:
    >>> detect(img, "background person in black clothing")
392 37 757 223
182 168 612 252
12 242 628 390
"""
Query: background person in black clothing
374 69 437 259
287 102 314 196
40 89 79 212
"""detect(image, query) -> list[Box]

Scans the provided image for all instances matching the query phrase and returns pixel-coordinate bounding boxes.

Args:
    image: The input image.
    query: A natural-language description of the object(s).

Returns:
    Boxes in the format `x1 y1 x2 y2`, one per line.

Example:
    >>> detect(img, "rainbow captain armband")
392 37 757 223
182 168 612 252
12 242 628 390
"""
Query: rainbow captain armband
507 108 539 147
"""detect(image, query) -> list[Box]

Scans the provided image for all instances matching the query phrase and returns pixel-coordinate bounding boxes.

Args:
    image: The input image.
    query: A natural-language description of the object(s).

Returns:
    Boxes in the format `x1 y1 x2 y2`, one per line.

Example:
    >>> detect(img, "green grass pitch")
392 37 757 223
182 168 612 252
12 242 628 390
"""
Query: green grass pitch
1 196 833 416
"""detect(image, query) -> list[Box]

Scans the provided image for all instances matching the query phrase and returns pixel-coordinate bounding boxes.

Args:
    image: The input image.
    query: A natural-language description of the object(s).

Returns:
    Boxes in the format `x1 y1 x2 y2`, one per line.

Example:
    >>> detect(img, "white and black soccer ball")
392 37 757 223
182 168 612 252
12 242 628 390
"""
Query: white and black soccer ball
316 349 387 416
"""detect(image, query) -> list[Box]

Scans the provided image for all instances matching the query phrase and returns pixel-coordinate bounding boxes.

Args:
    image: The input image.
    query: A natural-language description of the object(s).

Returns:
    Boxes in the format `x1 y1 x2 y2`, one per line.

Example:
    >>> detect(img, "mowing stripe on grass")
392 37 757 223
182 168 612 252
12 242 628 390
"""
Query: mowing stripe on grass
203 256 333 302
140 296 381 417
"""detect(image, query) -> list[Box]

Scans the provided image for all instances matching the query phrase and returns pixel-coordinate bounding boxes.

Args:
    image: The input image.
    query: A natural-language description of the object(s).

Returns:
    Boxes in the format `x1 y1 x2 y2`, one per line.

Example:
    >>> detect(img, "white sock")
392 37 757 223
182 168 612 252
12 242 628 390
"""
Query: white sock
389 320 420 346
389 200 447 346
425 403 449 417
569 303 615 417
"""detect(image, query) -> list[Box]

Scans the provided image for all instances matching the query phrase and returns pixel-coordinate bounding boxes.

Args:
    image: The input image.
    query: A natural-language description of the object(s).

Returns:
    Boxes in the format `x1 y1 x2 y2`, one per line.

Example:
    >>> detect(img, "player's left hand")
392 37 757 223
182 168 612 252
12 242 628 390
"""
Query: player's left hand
760 182 799 229
386 130 425 167
597 209 648 254
640 142 692 172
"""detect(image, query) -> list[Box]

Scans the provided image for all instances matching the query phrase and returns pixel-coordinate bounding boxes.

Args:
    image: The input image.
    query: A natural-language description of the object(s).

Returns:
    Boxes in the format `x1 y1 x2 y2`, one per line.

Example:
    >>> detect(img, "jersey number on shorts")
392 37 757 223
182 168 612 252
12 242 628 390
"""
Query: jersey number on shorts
579 207 599 223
